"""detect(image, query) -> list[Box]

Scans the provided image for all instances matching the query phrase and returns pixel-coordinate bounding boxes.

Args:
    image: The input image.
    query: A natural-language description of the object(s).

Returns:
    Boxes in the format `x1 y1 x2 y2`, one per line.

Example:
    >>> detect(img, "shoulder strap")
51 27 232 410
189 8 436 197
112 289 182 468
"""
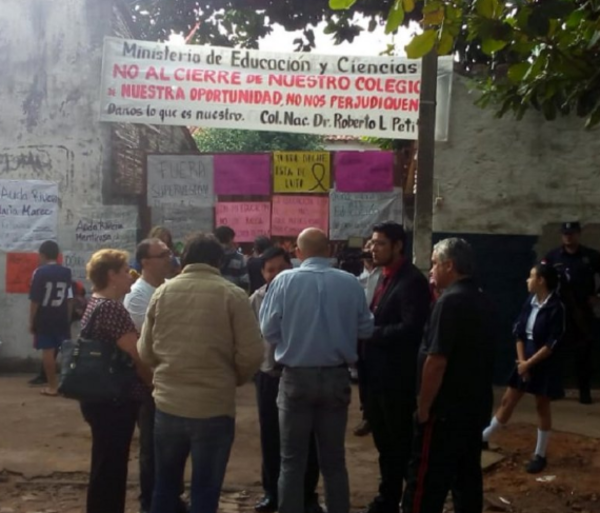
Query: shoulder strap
80 299 108 339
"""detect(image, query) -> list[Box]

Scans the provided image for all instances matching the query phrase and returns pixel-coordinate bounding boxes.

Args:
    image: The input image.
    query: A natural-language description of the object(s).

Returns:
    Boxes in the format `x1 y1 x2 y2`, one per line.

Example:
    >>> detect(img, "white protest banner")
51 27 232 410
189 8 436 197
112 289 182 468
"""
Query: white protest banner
100 37 436 139
0 180 59 251
147 154 214 208
329 188 403 240
151 205 214 242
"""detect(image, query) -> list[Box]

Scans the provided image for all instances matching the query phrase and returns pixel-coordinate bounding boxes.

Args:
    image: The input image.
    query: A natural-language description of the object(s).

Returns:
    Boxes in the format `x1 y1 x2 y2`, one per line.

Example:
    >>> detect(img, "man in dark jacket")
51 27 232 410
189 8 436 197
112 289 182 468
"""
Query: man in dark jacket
363 222 430 513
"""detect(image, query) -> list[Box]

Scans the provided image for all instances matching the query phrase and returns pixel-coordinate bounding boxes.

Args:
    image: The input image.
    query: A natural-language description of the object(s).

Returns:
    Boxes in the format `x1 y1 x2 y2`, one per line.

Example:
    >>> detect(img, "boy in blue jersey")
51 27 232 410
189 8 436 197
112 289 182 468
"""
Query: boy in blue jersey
29 240 73 396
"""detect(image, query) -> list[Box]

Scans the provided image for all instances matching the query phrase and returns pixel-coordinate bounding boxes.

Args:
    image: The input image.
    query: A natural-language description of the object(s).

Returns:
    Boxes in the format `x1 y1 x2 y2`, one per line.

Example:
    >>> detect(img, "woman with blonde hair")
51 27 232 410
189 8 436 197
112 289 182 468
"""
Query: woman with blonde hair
79 249 152 513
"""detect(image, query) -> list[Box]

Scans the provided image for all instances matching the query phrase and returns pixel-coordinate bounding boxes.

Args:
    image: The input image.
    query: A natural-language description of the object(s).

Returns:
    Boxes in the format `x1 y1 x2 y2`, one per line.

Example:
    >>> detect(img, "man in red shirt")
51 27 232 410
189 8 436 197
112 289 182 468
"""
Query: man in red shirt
362 222 431 513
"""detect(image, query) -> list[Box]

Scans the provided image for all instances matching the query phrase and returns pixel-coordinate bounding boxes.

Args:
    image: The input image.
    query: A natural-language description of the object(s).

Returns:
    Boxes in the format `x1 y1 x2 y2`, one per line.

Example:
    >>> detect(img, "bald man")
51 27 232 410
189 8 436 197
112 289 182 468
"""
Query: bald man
260 228 374 513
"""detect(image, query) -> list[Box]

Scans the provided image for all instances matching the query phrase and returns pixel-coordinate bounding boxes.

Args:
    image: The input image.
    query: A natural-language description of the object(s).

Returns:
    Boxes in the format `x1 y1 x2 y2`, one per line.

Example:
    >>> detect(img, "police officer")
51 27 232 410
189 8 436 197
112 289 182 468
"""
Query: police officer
544 221 600 404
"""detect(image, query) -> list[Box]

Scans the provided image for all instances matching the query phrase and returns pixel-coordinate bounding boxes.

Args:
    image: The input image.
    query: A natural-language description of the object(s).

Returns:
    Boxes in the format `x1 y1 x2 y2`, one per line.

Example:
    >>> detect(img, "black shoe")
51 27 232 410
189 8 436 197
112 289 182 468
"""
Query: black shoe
579 391 593 405
255 495 278 513
354 420 372 437
28 375 47 386
525 455 547 474
176 499 190 513
363 496 399 513
305 498 324 513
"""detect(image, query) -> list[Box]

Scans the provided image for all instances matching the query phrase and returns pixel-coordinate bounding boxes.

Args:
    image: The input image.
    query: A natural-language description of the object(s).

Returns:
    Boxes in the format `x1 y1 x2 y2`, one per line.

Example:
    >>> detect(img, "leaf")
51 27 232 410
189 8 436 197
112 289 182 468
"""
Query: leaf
565 9 586 29
329 0 356 10
385 0 405 34
588 30 600 49
528 8 550 36
507 62 530 84
423 1 442 14
481 38 508 54
476 0 498 19
405 29 437 58
423 8 444 26
585 105 600 129
368 18 377 32
323 23 336 35
402 0 415 12
438 29 454 55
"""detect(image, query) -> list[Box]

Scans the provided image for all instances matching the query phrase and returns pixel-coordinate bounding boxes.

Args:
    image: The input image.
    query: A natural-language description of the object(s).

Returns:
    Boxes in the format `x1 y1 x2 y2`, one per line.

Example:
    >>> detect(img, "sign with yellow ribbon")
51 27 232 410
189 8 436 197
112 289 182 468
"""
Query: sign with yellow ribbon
273 151 331 193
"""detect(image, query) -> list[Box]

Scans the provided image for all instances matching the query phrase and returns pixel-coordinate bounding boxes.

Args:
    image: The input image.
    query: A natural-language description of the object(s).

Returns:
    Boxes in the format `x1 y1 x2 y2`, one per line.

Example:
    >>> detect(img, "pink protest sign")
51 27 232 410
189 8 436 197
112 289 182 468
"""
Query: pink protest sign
214 154 271 195
271 195 329 237
334 151 394 192
215 202 271 242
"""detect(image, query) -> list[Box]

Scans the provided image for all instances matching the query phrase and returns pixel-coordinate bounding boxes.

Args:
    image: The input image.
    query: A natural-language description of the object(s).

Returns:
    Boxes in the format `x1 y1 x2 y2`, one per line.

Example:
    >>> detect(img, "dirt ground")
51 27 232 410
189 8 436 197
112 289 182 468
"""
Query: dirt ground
0 376 598 513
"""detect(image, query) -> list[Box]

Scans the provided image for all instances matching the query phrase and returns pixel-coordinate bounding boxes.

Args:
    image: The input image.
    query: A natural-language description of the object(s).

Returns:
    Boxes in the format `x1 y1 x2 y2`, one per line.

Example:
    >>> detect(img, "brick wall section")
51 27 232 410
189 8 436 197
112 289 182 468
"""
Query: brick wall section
109 1 198 197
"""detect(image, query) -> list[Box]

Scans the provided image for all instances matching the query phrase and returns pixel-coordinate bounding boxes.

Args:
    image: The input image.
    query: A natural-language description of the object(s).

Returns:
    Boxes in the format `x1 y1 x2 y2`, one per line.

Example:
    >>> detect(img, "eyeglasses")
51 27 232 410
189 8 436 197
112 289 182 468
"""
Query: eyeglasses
146 251 172 260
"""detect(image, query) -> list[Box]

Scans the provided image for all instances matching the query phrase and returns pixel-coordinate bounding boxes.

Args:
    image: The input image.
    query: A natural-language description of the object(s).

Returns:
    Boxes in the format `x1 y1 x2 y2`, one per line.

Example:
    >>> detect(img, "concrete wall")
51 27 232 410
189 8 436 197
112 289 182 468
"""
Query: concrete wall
0 0 133 363
434 75 600 238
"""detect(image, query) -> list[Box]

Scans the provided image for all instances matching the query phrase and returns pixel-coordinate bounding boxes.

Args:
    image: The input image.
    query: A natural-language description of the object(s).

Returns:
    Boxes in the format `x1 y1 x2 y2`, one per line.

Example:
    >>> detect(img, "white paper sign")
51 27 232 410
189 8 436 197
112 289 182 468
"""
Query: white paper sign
62 250 94 285
0 179 59 251
329 188 403 240
151 205 214 242
147 154 214 208
73 208 138 252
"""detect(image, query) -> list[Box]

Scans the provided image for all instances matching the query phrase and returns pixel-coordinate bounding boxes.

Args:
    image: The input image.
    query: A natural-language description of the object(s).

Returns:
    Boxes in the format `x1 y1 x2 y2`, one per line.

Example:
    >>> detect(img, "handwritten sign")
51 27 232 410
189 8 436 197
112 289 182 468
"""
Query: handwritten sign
151 206 214 243
271 196 329 237
62 251 94 286
214 154 271 196
5 253 39 294
73 208 138 252
147 155 214 207
329 189 403 240
0 180 59 251
273 152 330 194
334 151 394 192
215 202 271 242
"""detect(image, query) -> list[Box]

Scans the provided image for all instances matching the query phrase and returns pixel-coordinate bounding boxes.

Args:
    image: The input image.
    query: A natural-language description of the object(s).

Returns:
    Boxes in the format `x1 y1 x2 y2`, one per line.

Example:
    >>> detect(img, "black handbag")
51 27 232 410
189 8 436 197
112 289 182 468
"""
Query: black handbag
58 301 136 402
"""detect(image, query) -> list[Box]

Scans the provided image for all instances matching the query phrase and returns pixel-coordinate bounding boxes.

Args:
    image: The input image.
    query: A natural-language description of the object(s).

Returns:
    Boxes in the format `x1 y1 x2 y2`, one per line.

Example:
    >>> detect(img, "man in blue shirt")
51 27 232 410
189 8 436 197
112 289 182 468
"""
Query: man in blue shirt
29 240 73 397
260 228 374 513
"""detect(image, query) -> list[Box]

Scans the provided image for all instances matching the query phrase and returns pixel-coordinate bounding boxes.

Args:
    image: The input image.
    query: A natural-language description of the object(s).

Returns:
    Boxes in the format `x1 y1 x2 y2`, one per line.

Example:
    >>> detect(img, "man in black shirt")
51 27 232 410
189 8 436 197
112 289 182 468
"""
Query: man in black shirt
402 238 495 513
544 221 600 404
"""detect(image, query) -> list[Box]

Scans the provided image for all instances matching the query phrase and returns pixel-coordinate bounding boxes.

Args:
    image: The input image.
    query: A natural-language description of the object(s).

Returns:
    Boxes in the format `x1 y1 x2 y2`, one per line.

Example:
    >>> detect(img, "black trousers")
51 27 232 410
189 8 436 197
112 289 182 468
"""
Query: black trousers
574 336 594 395
356 354 368 420
138 393 156 511
80 400 140 513
365 387 415 507
401 415 483 513
255 371 320 502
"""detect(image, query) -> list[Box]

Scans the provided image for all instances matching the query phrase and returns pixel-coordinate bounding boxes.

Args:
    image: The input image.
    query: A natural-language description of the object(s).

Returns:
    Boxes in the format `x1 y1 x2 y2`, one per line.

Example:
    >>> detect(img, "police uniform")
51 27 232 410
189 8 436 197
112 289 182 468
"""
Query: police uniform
544 222 600 404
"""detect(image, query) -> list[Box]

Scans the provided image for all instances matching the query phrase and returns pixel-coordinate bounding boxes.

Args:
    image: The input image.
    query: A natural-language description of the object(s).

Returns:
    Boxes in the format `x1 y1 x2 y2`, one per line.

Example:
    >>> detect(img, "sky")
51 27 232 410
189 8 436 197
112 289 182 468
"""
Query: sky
169 17 415 56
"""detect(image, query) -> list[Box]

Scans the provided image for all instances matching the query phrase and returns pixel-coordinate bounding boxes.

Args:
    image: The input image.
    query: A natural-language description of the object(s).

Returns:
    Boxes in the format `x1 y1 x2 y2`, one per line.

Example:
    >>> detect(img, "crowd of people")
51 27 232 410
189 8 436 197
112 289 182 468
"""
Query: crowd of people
25 219 598 513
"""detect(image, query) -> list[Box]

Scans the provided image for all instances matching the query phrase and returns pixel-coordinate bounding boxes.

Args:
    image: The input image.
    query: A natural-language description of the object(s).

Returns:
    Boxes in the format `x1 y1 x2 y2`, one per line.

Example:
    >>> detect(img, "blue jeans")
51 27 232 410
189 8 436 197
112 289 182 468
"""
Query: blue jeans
277 366 351 513
151 409 235 513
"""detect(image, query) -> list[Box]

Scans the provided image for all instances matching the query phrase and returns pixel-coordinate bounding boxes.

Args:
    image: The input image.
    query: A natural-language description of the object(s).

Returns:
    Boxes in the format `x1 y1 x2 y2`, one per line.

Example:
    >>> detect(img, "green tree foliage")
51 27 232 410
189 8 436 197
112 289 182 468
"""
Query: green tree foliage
375 0 600 128
127 0 600 128
194 129 324 152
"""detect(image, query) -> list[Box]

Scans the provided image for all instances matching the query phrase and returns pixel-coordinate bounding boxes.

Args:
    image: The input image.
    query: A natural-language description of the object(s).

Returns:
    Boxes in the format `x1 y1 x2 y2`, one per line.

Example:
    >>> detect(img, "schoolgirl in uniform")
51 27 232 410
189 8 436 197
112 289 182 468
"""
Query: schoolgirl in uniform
482 262 565 473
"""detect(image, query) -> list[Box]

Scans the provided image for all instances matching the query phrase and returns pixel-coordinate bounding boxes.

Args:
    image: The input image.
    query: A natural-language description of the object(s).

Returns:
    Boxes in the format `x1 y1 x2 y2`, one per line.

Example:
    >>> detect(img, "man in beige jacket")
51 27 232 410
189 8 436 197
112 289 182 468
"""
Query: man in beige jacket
138 232 263 513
